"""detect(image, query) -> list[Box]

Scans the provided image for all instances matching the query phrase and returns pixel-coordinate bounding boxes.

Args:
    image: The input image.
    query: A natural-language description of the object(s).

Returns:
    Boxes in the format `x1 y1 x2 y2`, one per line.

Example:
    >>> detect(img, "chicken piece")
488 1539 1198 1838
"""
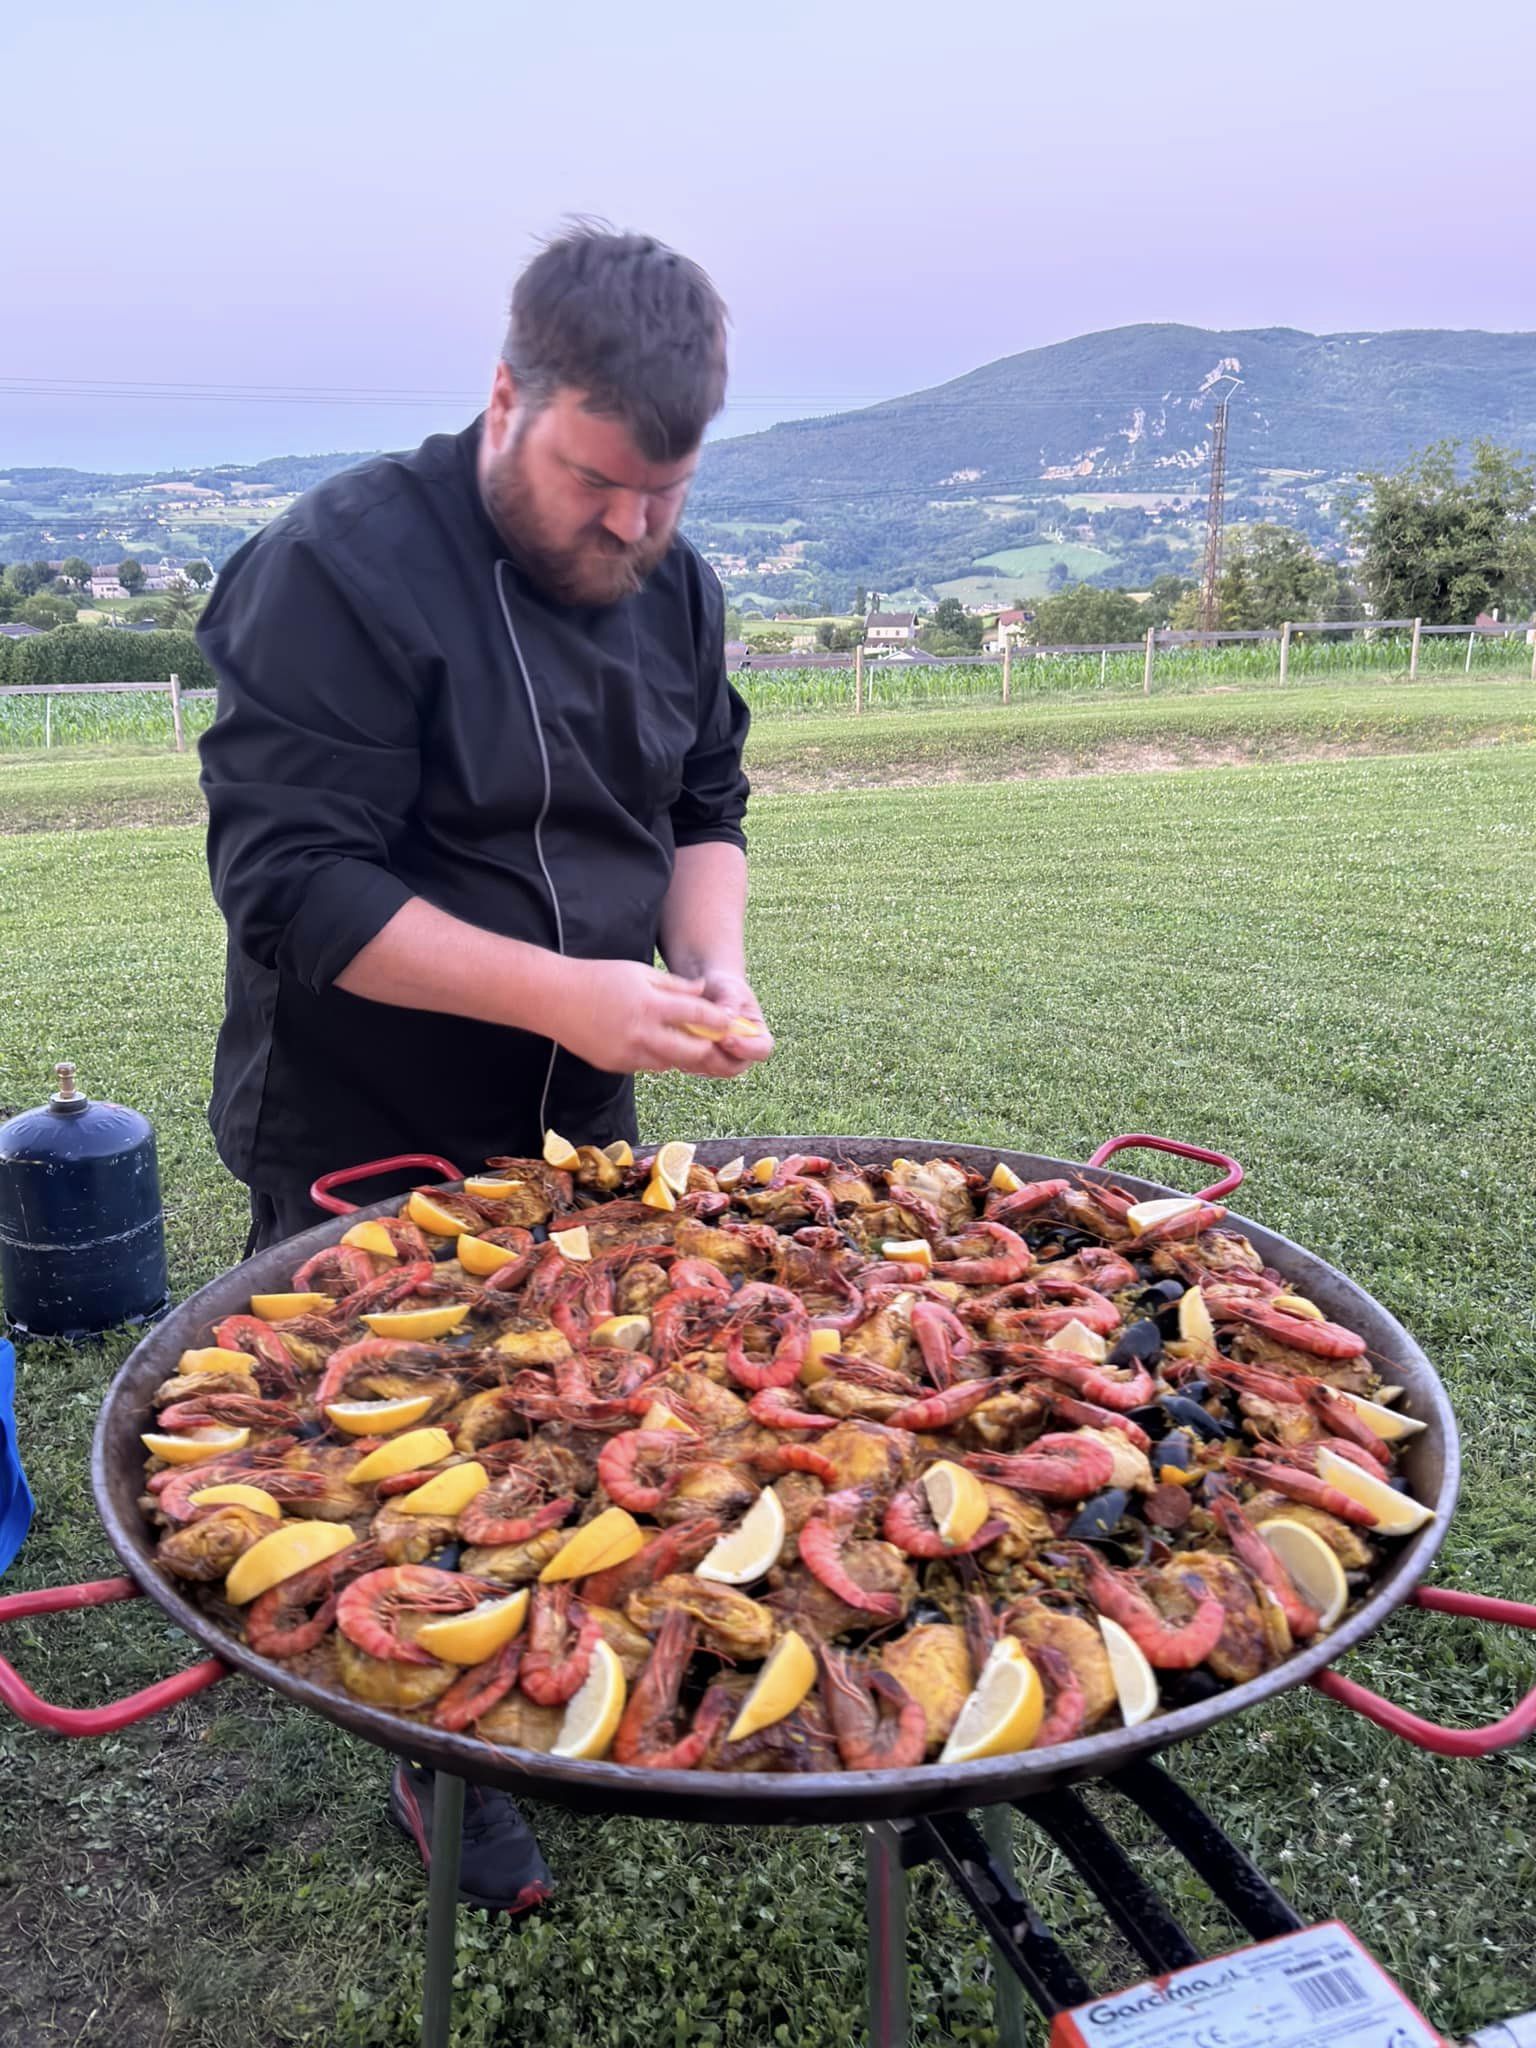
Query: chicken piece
959 1389 1049 1451
976 1483 1054 1570
460 1527 568 1584
370 1500 458 1565
813 1419 917 1496
153 1367 260 1406
479 1157 573 1223
763 1544 917 1640
806 1376 908 1425
773 1471 829 1555
644 1366 752 1434
742 1184 830 1230
335 1634 458 1709
656 1460 760 1527
880 1624 972 1751
1155 1552 1282 1684
586 1604 654 1681
1079 1427 1154 1493
1236 1393 1319 1451
886 1155 973 1234
1245 1495 1376 1570
626 1574 777 1659
614 1260 671 1314
490 1321 572 1368
156 1505 277 1581
702 1681 842 1774
672 1214 764 1276
555 1200 674 1255
474 1692 565 1751
1002 1600 1117 1728
825 1166 877 1209
1233 1330 1373 1396
841 1294 917 1373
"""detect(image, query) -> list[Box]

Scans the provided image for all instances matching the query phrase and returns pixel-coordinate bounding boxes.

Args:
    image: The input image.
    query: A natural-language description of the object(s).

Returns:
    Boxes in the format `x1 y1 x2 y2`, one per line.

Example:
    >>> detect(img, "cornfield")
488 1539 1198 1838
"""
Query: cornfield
0 690 218 751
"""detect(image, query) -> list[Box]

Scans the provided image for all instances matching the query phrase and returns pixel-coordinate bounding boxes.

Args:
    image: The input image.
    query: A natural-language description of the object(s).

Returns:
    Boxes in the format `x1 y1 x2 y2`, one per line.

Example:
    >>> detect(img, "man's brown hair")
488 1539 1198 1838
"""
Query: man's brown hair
502 223 728 462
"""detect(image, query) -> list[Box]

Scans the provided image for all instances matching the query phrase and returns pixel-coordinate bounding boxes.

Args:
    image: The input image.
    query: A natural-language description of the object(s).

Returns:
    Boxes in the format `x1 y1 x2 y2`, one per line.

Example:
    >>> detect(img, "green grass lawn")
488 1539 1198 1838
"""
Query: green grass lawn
1 741 1535 2044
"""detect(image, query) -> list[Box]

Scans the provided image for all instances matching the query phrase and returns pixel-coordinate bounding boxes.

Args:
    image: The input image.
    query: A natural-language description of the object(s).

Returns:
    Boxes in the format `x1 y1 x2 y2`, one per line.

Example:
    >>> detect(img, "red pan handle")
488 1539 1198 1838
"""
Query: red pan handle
1087 1134 1244 1202
309 1153 466 1217
0 1577 229 1736
1311 1586 1536 1757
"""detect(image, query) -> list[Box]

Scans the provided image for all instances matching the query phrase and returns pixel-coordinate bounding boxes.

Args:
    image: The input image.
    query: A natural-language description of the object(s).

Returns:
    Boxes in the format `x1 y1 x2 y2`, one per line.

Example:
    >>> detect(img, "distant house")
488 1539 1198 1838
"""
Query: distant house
863 610 917 654
89 568 127 600
983 608 1034 653
0 621 45 639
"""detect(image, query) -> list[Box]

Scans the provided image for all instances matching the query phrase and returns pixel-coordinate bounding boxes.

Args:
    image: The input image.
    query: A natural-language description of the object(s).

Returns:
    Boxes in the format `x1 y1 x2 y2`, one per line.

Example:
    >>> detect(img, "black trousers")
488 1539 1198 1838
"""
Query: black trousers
242 1184 338 1261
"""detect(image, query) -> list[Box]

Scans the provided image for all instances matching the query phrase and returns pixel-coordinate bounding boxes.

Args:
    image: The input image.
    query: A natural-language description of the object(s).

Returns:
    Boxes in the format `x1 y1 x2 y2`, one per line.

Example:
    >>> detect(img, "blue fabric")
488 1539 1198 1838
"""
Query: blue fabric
0 1338 34 1578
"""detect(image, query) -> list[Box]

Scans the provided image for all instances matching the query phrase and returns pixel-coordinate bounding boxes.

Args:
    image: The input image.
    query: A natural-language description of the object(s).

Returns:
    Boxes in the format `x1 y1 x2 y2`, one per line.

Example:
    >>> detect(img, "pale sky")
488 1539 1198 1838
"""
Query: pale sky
4 0 1534 470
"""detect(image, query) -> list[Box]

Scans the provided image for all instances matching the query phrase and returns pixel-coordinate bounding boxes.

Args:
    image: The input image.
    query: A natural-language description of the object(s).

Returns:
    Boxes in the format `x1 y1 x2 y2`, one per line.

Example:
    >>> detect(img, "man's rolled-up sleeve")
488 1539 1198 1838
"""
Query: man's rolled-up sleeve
197 534 422 993
672 565 750 852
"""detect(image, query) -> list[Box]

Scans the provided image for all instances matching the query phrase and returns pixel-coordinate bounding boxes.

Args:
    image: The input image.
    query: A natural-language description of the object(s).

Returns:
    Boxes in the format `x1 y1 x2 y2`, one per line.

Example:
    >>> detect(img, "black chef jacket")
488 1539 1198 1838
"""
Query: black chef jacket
196 418 750 1195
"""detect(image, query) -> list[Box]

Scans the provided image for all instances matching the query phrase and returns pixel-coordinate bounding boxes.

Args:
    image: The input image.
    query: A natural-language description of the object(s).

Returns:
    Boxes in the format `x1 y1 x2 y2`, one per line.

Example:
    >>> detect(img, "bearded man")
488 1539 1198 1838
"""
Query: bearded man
196 226 772 1912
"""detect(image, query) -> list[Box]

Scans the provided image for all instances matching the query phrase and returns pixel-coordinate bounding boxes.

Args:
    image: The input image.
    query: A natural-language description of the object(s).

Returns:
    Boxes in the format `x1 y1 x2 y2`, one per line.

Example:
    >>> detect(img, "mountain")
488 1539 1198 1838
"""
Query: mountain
692 324 1536 515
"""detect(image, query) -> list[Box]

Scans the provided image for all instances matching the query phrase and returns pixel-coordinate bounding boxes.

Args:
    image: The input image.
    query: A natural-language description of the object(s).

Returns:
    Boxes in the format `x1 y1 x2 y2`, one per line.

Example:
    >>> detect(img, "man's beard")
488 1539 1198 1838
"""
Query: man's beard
481 438 674 607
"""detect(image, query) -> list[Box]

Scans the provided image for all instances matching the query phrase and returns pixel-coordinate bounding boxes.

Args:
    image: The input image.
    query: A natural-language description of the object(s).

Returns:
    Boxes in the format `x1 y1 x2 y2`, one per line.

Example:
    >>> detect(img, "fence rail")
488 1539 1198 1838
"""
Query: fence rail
2 618 1533 752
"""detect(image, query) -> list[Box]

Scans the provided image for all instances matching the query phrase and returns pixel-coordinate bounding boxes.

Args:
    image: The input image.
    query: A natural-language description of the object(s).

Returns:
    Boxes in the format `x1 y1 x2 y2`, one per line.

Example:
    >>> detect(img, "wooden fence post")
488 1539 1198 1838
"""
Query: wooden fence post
44 693 53 749
1100 648 1107 687
1529 625 1536 684
1279 621 1291 685
168 673 186 753
1001 641 1011 706
854 644 863 717
1409 618 1422 680
1143 627 1156 696
1465 628 1476 673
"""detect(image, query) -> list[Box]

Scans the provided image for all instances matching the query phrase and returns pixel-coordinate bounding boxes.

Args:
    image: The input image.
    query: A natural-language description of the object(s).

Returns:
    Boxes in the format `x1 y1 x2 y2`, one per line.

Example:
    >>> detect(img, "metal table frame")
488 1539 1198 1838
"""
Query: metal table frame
419 1753 1306 2048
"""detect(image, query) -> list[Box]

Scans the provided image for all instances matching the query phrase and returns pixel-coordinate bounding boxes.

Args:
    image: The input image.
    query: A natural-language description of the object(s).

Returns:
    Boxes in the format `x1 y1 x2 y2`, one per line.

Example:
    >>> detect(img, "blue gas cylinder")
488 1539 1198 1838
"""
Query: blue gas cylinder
0 1064 170 1339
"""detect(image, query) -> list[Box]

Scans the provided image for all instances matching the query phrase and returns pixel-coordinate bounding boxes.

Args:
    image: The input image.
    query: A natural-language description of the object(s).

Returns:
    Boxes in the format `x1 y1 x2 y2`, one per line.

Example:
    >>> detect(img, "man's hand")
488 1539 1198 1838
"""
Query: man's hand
547 959 770 1077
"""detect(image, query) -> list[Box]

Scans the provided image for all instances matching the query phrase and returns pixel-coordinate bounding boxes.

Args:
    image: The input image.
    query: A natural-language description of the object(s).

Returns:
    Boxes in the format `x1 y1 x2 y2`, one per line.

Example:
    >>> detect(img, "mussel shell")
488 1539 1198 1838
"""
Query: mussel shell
1137 1279 1185 1311
1158 1395 1236 1442
1159 1667 1225 1708
1067 1487 1131 1542
1108 1319 1162 1368
1152 1429 1196 1473
1128 1403 1171 1442
429 1540 465 1572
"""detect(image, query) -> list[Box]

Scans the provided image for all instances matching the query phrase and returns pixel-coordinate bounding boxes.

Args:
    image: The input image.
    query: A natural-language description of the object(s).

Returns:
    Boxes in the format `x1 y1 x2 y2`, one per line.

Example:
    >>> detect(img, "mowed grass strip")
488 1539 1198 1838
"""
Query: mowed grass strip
0 745 1534 2045
4 677 1535 833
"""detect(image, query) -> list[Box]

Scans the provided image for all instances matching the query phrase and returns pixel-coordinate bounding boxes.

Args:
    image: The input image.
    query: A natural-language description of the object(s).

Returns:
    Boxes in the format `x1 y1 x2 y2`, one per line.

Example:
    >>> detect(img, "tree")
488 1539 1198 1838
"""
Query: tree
816 620 862 652
153 588 203 630
1209 524 1339 629
1146 573 1196 625
183 559 214 589
853 587 868 615
1045 559 1071 591
919 596 984 653
60 556 93 589
118 558 146 595
19 591 79 629
1350 439 1536 623
8 563 41 597
1024 584 1146 645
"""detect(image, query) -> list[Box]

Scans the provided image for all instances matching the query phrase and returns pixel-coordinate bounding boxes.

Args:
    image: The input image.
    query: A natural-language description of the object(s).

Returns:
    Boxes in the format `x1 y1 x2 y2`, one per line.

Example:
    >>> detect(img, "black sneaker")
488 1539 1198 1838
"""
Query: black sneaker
388 1759 553 1916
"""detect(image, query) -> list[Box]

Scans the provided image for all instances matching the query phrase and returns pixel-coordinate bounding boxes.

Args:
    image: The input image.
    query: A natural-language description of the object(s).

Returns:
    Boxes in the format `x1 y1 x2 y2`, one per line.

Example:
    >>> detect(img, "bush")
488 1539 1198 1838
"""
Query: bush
2 624 215 689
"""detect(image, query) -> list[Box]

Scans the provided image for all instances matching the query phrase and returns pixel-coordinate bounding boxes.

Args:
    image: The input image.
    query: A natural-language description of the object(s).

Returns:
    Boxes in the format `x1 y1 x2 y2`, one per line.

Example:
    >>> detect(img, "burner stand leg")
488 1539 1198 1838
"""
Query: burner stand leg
981 1806 1031 2048
864 1822 909 2047
421 1771 465 2048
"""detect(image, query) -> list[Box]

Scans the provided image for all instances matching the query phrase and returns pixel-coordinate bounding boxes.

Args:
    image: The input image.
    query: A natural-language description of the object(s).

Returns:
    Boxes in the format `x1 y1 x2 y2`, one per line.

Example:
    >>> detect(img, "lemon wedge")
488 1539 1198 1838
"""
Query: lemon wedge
989 1161 1024 1194
652 1141 696 1194
749 1156 779 1185
539 1506 644 1583
920 1460 990 1547
1271 1291 1325 1321
940 1638 1045 1763
177 1347 258 1376
552 1638 628 1759
1046 1318 1109 1363
1335 1388 1428 1442
187 1483 281 1518
882 1237 934 1272
348 1427 455 1484
341 1219 398 1258
603 1139 634 1167
727 1630 816 1744
141 1425 250 1465
1125 1196 1204 1237
360 1303 469 1341
416 1588 530 1664
395 1461 491 1516
542 1129 580 1169
455 1234 522 1277
248 1293 333 1322
549 1225 592 1262
714 1155 746 1190
463 1176 521 1199
640 1174 677 1212
1258 1518 1350 1629
697 1486 786 1585
799 1327 841 1387
407 1190 471 1237
637 1401 694 1435
225 1523 354 1606
1178 1285 1217 1346
1098 1615 1160 1727
590 1314 651 1351
1313 1446 1434 1535
325 1393 436 1436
